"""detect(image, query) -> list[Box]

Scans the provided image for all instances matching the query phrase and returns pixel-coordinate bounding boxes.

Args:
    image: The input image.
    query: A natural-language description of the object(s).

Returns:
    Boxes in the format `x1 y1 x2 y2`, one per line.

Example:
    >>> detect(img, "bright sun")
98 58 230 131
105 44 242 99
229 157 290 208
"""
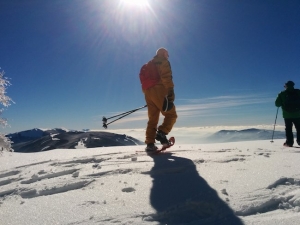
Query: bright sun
120 0 149 7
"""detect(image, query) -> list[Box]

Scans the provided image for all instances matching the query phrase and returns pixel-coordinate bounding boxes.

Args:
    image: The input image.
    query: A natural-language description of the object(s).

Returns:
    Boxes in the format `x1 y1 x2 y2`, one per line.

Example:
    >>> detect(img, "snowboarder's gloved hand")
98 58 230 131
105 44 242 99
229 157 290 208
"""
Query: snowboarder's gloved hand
167 88 175 102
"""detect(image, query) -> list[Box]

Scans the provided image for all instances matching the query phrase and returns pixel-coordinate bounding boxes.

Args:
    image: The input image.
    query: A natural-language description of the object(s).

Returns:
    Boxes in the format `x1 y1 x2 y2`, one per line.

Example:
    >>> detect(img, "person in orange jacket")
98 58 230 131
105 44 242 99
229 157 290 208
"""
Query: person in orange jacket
141 48 177 152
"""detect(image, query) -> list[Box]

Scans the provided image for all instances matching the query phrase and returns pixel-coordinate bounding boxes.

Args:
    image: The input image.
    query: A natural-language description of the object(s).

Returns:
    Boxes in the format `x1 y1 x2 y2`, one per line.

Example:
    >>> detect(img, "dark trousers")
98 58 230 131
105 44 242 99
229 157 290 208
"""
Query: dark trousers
284 118 300 145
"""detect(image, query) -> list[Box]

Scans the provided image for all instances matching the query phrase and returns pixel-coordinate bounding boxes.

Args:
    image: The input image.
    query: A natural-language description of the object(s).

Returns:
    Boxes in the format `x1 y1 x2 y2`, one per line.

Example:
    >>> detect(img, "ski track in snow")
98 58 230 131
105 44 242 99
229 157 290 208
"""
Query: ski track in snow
1 144 300 224
0 152 141 201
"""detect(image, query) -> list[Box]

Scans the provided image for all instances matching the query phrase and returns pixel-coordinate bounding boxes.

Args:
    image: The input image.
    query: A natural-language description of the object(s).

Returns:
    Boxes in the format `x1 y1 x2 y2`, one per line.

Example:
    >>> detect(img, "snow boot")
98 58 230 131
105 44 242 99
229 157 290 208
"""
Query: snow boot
283 142 293 147
145 143 158 153
155 130 169 147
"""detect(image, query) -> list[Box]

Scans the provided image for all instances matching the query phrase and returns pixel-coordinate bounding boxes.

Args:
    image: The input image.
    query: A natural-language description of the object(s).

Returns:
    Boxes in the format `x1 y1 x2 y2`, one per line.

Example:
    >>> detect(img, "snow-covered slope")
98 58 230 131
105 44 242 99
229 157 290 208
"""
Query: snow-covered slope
1 139 300 225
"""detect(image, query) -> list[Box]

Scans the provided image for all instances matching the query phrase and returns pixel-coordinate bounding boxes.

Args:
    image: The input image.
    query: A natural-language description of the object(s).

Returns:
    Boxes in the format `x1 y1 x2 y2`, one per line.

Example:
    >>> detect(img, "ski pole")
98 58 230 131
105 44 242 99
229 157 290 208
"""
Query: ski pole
270 107 279 143
102 105 147 129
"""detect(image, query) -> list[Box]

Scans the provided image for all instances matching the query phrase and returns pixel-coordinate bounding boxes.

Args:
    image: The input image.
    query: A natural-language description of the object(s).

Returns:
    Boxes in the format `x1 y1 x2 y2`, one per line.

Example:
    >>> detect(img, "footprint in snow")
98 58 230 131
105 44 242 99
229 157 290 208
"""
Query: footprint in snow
122 187 135 193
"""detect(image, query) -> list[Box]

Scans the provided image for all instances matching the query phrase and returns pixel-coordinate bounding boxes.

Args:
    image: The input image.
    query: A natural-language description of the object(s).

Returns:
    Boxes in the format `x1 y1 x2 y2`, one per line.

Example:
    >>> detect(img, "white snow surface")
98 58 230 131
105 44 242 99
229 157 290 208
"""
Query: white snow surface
1 139 300 225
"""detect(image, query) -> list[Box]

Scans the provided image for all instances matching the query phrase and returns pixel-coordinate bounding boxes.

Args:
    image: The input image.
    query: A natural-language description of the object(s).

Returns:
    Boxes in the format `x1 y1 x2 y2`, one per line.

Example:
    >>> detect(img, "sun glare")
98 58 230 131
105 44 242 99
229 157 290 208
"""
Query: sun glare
120 0 149 7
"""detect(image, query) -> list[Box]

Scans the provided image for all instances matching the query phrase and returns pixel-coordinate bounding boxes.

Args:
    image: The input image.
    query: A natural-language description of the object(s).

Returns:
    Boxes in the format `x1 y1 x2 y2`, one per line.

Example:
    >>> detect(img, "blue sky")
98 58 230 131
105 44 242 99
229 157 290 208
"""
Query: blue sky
0 0 299 133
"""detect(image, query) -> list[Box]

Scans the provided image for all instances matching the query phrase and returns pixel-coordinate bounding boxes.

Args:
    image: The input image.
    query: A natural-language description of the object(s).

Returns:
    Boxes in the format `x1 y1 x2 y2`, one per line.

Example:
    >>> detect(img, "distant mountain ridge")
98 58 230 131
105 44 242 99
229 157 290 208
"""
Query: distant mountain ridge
6 128 288 152
6 128 144 153
6 128 68 145
205 128 286 143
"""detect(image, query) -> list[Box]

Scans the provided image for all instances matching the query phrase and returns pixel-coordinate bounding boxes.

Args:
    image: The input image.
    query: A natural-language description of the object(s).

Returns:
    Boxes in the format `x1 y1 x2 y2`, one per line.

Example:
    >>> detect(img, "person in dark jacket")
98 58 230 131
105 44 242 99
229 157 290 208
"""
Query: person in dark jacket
275 81 300 147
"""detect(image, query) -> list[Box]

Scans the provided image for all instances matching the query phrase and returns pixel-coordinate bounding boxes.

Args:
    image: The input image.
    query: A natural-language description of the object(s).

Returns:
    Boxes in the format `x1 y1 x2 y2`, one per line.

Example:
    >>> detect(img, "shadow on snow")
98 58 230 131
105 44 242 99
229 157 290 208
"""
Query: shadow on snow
148 153 244 225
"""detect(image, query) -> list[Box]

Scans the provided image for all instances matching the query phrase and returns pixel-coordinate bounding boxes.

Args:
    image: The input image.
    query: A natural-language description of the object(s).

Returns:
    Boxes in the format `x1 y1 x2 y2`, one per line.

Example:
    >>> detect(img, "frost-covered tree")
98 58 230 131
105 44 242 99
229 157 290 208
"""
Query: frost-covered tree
0 69 14 153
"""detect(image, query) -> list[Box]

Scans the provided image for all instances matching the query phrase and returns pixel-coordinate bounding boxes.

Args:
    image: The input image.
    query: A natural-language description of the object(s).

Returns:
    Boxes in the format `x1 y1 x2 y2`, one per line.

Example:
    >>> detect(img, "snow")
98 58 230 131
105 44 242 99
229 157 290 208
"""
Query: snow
75 138 88 149
1 137 300 224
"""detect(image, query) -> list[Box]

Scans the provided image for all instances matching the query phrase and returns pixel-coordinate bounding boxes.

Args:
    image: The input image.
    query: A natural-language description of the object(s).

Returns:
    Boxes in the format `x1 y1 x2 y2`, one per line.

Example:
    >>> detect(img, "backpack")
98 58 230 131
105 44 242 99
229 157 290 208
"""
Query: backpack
282 89 300 112
139 60 160 91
